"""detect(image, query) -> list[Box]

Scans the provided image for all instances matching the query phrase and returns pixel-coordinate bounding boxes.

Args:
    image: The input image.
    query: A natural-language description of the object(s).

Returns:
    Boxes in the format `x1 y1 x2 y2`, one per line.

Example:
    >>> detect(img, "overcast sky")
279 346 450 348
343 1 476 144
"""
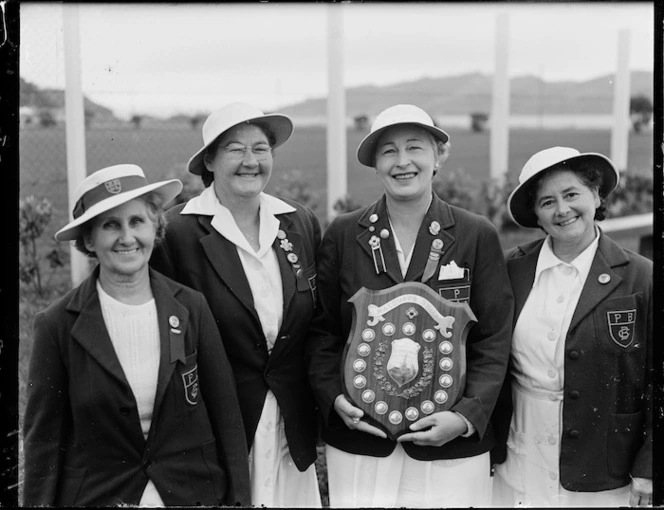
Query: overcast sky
20 2 655 119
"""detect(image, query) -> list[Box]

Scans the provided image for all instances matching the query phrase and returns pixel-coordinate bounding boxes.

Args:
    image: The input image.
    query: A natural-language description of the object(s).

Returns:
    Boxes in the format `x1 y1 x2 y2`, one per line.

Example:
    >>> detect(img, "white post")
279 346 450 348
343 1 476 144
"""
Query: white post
610 29 631 171
490 12 510 180
326 4 347 222
63 4 90 287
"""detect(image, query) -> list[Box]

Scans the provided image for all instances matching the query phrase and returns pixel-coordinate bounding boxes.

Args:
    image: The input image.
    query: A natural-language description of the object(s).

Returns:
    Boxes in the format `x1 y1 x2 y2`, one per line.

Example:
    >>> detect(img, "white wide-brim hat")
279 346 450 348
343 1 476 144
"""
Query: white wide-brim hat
187 102 294 175
507 146 619 228
356 104 450 167
55 164 183 241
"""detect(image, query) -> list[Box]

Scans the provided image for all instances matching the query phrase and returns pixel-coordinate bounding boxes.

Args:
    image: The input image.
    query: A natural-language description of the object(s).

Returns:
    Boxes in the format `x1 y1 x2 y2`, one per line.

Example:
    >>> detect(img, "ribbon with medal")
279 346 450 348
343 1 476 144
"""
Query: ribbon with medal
277 228 317 306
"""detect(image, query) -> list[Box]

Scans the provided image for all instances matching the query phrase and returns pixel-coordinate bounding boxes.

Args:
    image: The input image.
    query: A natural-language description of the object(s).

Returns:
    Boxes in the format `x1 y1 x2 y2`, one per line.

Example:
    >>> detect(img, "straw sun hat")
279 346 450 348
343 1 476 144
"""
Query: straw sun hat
187 102 294 176
507 146 619 228
356 104 450 167
54 164 182 241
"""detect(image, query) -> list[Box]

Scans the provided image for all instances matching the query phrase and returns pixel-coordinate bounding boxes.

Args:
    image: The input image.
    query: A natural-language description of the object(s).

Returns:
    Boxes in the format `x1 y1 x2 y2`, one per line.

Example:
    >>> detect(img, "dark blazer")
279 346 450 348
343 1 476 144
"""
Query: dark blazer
22 267 251 507
306 193 514 461
491 231 653 491
150 197 321 471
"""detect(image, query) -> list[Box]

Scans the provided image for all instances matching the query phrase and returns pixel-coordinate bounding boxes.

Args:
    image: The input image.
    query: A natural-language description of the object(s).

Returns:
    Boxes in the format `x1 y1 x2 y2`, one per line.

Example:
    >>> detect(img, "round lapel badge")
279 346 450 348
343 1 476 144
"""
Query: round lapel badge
169 315 179 328
598 273 611 284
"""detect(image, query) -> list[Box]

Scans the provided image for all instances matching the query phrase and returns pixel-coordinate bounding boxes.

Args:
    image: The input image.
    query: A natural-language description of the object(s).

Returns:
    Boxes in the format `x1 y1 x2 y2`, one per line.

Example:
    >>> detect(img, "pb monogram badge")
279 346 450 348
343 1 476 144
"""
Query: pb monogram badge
182 365 199 405
607 309 637 348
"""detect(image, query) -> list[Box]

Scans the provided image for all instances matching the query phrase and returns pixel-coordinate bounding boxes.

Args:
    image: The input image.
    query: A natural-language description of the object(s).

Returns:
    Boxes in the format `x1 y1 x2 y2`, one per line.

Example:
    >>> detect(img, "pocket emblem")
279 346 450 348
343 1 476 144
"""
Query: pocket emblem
182 364 199 405
607 309 636 348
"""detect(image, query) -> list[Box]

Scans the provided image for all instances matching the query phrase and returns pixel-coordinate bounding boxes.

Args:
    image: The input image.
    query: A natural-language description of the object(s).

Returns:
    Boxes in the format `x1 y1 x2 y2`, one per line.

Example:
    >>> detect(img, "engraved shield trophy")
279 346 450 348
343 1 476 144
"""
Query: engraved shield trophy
342 282 476 440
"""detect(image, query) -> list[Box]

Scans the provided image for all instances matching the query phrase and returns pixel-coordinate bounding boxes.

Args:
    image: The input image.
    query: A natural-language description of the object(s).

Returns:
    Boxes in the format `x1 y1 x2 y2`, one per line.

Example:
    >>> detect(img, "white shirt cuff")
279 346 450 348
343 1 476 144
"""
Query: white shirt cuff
455 411 476 437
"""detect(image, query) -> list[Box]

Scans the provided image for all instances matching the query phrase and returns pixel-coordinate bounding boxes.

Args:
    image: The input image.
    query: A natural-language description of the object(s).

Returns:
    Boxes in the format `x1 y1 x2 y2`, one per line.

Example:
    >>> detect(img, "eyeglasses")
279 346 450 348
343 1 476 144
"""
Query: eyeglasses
222 143 272 159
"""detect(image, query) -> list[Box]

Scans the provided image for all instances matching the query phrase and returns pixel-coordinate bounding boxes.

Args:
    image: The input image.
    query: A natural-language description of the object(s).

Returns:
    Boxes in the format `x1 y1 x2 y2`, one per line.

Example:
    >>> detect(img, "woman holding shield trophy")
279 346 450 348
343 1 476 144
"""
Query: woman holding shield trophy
306 104 514 507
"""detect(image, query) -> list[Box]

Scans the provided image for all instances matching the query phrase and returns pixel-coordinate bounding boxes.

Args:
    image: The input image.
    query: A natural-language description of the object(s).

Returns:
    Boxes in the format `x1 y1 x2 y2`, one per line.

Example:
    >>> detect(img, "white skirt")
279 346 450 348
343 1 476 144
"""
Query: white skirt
326 443 491 508
249 390 321 508
492 382 630 507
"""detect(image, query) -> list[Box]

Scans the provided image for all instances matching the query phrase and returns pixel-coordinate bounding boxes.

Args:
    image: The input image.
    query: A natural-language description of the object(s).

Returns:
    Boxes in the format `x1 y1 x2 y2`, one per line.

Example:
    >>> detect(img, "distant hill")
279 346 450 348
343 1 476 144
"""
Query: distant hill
20 77 117 120
279 71 653 118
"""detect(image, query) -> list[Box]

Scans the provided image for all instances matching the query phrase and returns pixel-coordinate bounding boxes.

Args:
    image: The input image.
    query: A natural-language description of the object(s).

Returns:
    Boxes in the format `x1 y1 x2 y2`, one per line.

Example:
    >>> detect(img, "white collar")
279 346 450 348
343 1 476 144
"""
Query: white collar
181 187 296 257
534 227 600 285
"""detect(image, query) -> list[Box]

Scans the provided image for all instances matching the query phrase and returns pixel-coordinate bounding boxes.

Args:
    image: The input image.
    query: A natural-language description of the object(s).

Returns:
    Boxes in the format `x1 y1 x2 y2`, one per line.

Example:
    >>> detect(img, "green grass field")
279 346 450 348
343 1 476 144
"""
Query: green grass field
20 123 653 241
17 123 653 506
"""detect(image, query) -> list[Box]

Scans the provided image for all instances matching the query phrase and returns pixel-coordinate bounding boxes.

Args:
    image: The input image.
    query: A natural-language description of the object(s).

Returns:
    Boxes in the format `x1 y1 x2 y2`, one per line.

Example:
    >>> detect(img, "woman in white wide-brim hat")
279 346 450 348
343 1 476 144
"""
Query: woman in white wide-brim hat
150 102 323 507
23 164 251 506
491 147 653 507
306 104 514 507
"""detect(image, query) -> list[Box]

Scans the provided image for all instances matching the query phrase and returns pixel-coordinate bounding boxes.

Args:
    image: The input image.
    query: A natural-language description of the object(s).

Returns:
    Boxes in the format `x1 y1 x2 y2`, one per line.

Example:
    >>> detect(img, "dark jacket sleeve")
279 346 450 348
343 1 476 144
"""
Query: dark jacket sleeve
23 308 68 506
449 218 513 439
305 217 346 427
489 246 522 466
194 292 251 506
631 256 653 480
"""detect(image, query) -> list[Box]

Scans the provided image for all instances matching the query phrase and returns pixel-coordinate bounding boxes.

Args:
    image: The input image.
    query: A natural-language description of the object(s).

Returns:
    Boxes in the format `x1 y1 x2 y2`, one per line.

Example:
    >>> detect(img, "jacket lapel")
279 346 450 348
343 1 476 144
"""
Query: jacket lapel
568 231 628 332
148 269 190 432
274 214 298 319
197 215 260 325
507 241 541 322
68 268 131 388
405 194 456 282
355 196 403 284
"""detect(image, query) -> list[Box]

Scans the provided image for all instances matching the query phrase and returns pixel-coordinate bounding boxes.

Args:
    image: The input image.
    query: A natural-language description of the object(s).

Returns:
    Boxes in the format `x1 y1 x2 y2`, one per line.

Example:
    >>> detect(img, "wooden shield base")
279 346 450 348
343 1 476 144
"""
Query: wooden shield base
342 282 476 440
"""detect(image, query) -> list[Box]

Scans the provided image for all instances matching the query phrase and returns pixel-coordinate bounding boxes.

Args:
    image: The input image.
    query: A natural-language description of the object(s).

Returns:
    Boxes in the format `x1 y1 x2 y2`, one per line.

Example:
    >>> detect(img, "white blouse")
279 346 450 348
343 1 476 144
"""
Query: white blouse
182 187 296 351
511 231 599 392
97 282 163 507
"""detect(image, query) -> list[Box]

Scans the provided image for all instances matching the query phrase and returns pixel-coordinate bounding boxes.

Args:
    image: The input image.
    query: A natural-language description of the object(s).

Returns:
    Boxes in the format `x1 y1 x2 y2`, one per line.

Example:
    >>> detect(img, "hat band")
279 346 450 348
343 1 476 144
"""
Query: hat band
72 175 148 219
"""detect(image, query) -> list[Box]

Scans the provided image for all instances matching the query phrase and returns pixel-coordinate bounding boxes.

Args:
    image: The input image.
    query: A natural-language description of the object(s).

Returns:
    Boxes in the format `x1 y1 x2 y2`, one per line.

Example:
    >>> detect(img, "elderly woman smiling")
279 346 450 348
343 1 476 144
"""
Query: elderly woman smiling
151 102 322 508
306 104 514 508
491 147 653 507
23 164 250 507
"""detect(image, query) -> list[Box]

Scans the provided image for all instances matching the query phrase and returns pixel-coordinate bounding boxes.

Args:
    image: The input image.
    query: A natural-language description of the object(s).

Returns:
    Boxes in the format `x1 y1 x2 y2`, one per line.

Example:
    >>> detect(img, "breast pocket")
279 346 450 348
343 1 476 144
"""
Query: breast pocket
595 294 644 353
430 267 472 304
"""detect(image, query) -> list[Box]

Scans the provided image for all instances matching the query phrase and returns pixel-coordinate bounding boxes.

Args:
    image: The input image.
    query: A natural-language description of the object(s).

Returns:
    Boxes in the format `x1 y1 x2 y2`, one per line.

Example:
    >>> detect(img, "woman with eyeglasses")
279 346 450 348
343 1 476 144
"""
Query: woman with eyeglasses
150 102 322 507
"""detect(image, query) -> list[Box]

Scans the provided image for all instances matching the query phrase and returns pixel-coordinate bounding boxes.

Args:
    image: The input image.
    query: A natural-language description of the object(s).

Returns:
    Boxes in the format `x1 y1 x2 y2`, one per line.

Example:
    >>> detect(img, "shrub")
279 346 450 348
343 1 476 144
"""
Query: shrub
38 109 56 128
332 194 362 216
470 112 489 133
607 171 654 217
629 94 653 133
272 168 321 212
353 114 369 131
432 166 478 212
19 196 66 296
168 166 205 206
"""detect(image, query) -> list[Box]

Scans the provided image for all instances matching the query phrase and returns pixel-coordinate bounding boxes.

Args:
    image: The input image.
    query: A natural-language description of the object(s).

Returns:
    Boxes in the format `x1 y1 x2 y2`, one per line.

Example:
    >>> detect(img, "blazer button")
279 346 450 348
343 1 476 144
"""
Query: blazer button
567 429 580 439
142 460 152 470
569 390 580 399
568 350 580 360
120 407 131 415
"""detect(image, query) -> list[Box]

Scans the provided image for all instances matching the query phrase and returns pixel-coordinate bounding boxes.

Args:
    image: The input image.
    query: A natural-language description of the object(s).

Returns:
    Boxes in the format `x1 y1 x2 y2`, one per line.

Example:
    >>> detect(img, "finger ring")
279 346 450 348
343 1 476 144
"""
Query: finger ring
352 418 360 424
